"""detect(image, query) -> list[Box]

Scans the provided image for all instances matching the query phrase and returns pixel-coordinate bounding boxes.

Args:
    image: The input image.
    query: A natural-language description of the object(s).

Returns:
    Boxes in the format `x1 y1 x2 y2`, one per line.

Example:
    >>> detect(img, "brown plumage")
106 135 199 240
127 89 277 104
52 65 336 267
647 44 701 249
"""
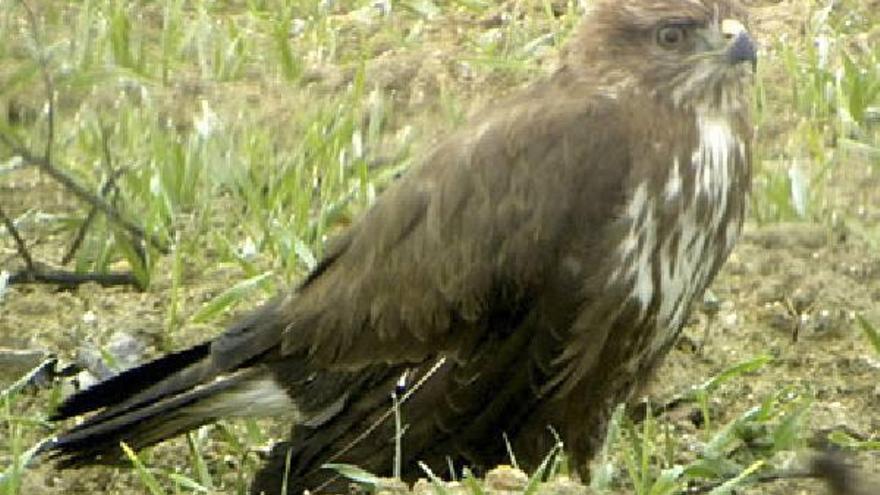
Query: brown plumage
43 1 756 493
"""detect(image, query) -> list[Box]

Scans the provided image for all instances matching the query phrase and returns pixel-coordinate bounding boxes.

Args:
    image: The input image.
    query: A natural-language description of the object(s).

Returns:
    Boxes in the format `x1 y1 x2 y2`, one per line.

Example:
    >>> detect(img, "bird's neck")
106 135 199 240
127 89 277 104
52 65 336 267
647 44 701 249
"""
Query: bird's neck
549 62 750 126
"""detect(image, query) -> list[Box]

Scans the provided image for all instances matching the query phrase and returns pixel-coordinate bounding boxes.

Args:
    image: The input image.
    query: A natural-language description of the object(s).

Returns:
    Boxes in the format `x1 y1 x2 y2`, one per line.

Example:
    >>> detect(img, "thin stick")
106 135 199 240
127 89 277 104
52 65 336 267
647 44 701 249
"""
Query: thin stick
326 358 445 465
0 136 168 253
0 356 57 403
392 390 402 480
8 269 139 288
1 2 166 254
18 0 53 165
61 123 123 264
0 205 35 273
61 167 128 265
313 358 447 493
682 468 819 494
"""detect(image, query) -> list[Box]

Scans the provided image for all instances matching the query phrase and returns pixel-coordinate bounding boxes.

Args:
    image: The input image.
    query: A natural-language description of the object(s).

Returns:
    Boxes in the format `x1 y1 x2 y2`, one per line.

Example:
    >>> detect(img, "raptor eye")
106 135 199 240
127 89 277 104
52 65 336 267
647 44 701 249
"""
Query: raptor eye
656 26 686 48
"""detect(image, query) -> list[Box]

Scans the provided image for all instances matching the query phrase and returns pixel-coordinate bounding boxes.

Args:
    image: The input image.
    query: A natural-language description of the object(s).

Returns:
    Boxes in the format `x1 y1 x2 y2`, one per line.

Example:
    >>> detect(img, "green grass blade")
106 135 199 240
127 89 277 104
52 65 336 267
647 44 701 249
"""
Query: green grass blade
856 314 880 356
120 442 166 495
185 432 213 490
707 460 764 495
418 461 450 495
322 463 382 487
189 271 273 323
523 442 562 495
694 355 773 395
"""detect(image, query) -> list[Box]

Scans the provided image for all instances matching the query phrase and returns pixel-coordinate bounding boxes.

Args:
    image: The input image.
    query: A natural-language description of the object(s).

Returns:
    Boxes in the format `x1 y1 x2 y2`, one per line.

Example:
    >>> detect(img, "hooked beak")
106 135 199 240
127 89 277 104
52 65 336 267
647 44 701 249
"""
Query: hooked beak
721 19 757 71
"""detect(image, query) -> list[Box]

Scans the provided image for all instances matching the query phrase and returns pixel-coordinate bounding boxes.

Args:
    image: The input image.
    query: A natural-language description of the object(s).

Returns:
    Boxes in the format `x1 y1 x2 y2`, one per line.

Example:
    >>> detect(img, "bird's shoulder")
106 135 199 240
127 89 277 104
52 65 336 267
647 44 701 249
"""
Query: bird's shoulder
269 82 646 365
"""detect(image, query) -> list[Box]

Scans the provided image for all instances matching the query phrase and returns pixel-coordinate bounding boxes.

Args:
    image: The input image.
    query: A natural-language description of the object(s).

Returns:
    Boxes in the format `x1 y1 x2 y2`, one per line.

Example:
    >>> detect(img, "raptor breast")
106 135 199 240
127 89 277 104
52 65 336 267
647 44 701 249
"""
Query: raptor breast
610 109 748 369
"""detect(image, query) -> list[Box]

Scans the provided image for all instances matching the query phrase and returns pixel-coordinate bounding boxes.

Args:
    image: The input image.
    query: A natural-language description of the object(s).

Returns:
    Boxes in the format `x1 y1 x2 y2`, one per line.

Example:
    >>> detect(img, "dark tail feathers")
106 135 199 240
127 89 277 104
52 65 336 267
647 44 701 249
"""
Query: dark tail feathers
43 367 259 466
50 342 211 421
43 301 290 466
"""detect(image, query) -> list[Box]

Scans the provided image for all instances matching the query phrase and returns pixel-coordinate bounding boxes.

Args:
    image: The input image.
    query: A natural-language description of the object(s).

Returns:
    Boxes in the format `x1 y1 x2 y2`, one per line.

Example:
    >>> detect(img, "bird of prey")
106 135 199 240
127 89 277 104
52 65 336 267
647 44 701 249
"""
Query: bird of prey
43 0 757 493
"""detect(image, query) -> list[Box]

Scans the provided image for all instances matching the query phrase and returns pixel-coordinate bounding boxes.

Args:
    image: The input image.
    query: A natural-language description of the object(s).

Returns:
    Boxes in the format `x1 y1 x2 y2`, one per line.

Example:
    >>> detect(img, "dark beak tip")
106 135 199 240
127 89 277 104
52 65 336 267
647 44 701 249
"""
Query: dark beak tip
728 32 758 70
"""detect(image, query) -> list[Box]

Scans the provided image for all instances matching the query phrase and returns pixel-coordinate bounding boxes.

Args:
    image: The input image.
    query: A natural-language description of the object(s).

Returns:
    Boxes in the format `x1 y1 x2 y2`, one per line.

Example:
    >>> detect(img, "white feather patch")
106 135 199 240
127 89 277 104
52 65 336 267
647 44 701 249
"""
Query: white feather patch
613 109 745 371
200 377 299 418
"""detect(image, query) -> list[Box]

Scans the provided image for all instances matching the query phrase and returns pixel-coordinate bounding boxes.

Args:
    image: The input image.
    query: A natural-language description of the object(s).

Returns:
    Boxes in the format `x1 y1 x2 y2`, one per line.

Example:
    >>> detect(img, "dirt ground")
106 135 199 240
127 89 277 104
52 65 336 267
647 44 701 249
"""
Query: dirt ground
2 0 879 494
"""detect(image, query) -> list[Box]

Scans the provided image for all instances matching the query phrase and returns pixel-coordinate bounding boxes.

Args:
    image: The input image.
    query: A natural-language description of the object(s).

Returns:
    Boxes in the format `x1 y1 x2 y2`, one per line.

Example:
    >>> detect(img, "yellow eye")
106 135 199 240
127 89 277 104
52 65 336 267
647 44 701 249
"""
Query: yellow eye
657 26 686 48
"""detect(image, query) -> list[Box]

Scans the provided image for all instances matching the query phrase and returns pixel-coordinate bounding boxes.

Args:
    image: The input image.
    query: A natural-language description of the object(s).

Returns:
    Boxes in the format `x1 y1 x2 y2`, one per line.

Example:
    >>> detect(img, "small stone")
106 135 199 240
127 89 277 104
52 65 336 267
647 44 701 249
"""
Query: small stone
82 310 97 324
536 476 595 495
411 479 432 495
721 311 739 329
106 331 146 370
375 478 409 495
484 465 528 492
